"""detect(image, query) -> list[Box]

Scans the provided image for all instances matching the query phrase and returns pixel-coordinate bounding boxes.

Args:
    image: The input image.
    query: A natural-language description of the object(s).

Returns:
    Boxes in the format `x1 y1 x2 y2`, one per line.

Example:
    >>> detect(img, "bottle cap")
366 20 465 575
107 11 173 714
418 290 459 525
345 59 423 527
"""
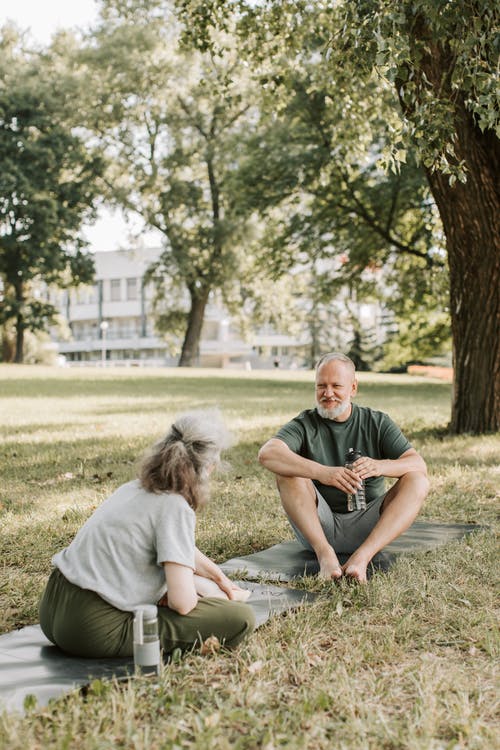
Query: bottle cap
345 448 361 461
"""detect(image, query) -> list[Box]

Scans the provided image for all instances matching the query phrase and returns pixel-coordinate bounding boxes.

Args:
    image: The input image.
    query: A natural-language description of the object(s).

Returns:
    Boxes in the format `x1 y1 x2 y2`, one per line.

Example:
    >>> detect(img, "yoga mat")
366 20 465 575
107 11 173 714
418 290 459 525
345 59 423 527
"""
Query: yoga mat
220 521 484 582
0 581 316 715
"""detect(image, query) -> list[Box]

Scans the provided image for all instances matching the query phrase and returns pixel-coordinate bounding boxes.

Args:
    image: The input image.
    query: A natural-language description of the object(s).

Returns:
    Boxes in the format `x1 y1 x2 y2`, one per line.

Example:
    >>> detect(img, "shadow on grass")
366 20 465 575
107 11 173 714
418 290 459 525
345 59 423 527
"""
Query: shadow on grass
1 423 83 438
0 373 451 399
0 375 311 399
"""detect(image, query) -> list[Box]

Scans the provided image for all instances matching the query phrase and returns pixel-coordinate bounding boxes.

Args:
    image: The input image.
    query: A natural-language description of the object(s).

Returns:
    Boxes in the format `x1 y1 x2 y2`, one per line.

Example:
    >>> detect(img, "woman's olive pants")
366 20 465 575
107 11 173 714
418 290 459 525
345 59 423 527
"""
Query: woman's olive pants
39 568 255 658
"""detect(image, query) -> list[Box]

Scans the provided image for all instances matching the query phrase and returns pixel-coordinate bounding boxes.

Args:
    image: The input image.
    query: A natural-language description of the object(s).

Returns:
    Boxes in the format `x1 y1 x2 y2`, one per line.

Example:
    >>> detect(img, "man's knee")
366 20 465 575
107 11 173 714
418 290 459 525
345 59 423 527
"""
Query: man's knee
276 474 316 502
383 471 429 511
408 471 430 501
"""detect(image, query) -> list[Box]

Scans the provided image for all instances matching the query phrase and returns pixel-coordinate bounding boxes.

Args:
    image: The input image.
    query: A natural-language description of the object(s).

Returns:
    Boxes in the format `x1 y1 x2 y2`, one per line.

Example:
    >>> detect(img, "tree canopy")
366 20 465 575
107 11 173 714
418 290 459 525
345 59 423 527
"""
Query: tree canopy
0 29 104 362
76 8 264 365
176 0 500 433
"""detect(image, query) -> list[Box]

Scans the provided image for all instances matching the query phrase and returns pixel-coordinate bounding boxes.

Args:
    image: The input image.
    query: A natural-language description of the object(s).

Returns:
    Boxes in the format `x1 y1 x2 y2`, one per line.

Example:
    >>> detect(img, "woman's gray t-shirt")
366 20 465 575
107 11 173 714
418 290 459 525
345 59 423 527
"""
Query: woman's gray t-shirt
52 480 196 611
275 403 411 513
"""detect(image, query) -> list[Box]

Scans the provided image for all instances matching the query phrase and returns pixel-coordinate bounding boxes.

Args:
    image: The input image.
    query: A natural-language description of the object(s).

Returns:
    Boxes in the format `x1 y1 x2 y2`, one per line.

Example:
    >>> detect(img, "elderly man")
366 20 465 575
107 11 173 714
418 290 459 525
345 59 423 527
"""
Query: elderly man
258 352 429 582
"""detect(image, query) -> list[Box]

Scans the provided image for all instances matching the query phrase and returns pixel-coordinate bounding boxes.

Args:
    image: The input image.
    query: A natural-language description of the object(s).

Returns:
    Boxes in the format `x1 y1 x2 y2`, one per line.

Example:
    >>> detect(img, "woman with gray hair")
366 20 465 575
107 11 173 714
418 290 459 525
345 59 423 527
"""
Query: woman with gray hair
39 409 255 659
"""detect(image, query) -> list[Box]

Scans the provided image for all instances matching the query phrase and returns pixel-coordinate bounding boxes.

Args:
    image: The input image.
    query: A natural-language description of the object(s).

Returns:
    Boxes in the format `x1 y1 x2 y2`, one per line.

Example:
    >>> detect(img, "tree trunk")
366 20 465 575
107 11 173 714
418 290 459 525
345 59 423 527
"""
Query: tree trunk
14 307 24 363
400 24 500 434
1 327 15 362
424 116 500 433
178 288 210 367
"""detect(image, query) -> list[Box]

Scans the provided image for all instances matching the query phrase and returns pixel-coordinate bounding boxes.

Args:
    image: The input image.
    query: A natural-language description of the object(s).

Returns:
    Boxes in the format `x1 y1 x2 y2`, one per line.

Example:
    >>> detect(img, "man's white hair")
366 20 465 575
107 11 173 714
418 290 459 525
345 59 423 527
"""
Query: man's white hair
315 352 356 374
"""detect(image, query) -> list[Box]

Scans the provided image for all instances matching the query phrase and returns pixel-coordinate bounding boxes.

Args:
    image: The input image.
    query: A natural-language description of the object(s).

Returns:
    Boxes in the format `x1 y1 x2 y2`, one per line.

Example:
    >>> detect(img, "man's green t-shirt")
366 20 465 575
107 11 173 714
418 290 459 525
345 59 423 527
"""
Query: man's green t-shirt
275 403 411 513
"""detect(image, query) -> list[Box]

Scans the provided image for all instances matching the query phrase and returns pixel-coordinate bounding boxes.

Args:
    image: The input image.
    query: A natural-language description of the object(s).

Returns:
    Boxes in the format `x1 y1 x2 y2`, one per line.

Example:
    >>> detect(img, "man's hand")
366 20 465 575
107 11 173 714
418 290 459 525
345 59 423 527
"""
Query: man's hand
318 466 362 494
351 456 383 479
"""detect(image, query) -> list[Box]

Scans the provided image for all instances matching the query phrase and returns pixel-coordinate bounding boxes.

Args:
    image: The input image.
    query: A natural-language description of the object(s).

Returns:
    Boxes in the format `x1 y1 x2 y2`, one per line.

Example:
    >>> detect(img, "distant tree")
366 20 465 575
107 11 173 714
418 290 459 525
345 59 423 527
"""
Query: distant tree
79 5 260 366
0 29 103 362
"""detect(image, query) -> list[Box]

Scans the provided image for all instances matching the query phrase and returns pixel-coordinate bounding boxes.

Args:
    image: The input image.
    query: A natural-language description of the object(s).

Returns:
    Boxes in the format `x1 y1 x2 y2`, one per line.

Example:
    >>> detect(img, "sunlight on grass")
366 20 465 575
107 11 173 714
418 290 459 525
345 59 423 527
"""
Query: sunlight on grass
0 365 498 749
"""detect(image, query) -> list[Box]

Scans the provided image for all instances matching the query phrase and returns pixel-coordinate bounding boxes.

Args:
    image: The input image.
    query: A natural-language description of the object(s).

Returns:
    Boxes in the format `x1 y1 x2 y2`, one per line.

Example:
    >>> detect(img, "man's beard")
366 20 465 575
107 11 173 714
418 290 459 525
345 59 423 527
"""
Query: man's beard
316 398 351 420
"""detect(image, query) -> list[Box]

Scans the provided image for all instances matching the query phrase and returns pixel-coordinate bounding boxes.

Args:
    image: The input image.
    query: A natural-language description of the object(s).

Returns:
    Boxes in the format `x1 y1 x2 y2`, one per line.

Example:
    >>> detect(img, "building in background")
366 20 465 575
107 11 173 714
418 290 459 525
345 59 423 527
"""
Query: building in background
52 248 310 368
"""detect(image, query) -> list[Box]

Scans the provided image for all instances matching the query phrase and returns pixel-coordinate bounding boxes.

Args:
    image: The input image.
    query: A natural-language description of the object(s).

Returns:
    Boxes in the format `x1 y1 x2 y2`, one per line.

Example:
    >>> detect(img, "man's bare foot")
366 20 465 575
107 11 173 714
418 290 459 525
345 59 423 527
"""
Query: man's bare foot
318 550 343 580
342 557 369 583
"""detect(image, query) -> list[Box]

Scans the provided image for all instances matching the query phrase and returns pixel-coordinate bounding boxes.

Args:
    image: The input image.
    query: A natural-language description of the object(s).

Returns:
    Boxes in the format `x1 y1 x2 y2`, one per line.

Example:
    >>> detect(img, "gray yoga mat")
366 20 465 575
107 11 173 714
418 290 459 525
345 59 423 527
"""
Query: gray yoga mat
0 521 482 715
0 581 316 715
220 520 484 581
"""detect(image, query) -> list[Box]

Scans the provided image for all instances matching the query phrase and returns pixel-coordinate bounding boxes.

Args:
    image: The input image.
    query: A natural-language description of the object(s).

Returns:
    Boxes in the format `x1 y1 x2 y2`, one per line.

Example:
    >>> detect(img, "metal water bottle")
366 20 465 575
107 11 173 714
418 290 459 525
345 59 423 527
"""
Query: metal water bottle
345 448 366 511
133 605 160 676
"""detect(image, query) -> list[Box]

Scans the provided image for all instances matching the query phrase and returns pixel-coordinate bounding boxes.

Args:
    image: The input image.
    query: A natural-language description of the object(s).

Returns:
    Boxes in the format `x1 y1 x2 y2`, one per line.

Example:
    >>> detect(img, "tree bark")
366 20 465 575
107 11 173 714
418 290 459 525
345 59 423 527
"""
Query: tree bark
14 282 24 363
424 111 500 433
428 122 500 434
14 313 24 363
178 288 210 367
400 24 500 433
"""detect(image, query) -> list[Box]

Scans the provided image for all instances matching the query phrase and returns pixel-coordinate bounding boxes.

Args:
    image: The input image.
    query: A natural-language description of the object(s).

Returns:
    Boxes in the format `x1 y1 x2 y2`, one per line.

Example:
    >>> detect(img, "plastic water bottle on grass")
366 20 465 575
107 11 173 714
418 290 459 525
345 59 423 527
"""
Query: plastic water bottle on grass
133 605 160 676
345 448 366 511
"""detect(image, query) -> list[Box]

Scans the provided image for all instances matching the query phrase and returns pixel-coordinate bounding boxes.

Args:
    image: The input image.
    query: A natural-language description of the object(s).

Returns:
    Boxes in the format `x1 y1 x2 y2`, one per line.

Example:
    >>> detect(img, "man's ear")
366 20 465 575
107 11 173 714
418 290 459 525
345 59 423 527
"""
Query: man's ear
351 378 358 397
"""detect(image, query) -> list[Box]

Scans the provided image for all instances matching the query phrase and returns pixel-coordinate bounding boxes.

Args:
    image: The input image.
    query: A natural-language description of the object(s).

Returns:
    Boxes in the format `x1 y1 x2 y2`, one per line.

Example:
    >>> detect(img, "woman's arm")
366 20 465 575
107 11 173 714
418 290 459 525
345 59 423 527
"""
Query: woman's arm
195 548 250 601
162 562 198 615
194 548 222 579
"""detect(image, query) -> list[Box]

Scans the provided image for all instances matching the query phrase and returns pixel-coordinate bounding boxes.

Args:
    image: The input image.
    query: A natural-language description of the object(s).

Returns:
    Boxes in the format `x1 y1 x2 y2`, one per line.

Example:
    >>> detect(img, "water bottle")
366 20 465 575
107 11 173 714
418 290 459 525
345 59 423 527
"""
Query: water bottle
345 448 366 511
133 604 160 676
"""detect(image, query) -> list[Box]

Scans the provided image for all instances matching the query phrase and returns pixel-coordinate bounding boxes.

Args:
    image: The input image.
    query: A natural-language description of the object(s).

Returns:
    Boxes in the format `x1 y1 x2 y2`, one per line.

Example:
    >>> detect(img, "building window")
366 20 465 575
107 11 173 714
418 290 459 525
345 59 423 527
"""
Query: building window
110 279 121 301
126 277 138 301
87 285 98 304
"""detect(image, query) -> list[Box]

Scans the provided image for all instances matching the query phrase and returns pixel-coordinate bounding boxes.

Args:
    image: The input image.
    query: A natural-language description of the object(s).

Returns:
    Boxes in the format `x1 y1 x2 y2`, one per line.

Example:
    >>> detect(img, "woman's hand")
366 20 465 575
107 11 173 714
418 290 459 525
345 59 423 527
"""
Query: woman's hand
194 548 251 601
214 572 251 602
226 582 251 602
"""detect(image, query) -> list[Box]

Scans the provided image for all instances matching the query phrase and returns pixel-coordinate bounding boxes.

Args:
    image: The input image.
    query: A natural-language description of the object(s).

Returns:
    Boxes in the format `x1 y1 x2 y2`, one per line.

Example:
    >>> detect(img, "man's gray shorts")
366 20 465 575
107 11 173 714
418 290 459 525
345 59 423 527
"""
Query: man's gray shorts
288 487 386 554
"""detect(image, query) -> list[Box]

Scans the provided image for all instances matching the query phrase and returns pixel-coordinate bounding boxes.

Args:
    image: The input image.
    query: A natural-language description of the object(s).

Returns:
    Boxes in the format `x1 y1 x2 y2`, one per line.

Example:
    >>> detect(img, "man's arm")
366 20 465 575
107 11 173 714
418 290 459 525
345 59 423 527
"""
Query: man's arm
258 438 362 495
352 448 427 481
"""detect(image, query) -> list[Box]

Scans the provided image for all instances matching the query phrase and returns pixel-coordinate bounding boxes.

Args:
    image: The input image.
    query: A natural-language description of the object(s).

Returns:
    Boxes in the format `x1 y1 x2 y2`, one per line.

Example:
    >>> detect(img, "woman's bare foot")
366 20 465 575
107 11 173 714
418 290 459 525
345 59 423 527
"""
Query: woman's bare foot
194 575 251 602
229 586 251 602
194 575 229 599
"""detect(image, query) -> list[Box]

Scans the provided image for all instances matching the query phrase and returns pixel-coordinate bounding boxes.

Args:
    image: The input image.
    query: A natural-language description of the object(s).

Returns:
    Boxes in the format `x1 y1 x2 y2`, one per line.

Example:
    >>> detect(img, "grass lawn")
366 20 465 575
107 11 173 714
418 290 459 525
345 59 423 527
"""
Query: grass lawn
0 365 498 749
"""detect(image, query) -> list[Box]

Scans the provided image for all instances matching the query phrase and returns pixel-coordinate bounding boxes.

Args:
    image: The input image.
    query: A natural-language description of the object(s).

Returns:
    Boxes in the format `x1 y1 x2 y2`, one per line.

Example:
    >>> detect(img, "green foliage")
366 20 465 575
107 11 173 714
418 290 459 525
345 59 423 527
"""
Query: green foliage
79 11 262 364
343 0 500 174
347 326 384 372
0 29 104 361
381 313 452 371
222 6 450 364
379 252 451 369
174 1 500 434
